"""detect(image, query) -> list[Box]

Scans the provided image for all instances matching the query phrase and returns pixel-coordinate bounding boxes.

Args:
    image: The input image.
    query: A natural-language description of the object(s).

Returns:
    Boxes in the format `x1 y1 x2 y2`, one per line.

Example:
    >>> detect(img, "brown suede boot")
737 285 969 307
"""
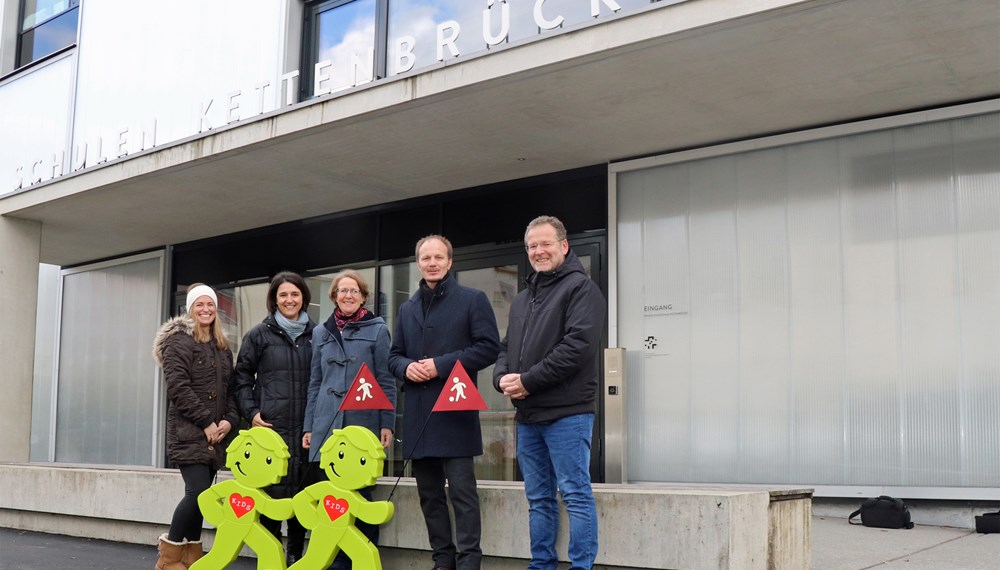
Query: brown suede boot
155 534 187 570
181 540 203 568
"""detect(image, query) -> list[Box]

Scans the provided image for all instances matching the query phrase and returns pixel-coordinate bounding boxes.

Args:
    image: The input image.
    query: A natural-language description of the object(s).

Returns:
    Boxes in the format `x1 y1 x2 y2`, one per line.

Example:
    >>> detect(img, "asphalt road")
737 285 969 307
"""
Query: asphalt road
0 528 257 570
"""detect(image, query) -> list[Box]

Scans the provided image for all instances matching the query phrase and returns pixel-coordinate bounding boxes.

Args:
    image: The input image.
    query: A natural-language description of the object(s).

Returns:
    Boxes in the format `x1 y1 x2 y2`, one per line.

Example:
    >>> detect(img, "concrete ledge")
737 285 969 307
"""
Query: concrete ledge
0 464 811 569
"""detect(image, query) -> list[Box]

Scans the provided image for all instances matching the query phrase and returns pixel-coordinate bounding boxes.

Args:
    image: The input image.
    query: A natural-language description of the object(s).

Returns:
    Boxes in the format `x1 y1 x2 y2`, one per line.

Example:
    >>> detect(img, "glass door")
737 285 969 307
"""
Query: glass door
452 257 524 481
563 240 606 482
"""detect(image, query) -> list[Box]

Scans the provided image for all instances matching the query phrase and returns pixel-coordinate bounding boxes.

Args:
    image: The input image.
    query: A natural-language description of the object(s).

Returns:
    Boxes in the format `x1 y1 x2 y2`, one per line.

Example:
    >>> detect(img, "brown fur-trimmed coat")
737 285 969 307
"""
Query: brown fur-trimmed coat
152 316 239 468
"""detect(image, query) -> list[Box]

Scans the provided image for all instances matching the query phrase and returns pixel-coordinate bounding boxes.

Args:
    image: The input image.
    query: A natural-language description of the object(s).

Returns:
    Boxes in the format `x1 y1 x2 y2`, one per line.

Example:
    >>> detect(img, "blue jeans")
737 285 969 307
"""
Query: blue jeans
517 413 598 570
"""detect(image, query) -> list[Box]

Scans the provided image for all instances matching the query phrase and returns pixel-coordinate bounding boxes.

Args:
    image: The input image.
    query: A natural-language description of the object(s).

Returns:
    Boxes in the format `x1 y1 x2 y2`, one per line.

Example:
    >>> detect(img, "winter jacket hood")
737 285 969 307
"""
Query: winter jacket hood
152 315 194 366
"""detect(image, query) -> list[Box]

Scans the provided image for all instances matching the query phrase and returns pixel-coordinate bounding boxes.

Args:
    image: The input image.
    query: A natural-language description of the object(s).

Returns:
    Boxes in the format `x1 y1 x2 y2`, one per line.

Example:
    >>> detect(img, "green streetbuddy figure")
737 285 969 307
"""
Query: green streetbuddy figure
290 425 394 570
190 426 294 570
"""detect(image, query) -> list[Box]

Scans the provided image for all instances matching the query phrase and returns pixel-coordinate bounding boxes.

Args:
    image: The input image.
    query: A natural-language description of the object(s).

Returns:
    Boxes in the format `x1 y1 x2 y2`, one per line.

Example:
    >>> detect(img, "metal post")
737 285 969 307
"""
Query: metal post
603 347 627 483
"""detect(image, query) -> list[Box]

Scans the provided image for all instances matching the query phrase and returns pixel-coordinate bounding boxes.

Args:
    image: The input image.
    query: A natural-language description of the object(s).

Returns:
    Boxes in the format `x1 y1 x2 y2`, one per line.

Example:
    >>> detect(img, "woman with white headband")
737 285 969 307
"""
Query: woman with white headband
151 283 239 570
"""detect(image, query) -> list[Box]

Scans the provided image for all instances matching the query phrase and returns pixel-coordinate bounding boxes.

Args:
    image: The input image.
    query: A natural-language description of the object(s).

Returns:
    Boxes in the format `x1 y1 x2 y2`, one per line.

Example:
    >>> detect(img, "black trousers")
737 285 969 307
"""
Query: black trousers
412 457 481 570
260 514 307 556
167 464 216 542
260 457 311 556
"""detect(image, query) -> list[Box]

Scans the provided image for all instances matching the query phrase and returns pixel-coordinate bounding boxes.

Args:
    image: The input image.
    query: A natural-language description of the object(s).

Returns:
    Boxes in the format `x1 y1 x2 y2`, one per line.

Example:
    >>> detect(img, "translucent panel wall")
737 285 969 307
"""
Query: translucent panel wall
54 254 163 466
617 112 1000 487
0 55 74 194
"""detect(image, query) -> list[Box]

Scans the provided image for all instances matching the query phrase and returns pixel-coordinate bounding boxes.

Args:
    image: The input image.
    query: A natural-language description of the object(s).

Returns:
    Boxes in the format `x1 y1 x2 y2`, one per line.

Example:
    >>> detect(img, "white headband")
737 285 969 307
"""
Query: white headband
186 285 218 314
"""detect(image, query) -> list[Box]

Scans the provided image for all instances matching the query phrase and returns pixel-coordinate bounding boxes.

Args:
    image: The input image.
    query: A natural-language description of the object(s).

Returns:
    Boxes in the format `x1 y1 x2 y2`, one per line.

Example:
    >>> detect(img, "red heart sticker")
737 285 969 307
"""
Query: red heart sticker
323 496 349 521
229 493 255 518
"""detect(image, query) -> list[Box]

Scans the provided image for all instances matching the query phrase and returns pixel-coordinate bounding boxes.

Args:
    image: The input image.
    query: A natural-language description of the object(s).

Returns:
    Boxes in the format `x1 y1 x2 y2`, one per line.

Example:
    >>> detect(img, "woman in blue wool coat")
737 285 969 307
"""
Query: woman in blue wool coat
303 269 396 570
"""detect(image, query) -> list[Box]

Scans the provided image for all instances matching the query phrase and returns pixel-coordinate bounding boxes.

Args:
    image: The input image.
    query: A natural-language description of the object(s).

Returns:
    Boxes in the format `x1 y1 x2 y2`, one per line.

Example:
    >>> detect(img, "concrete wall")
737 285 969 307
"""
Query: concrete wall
0 217 41 463
768 490 812 569
0 464 810 569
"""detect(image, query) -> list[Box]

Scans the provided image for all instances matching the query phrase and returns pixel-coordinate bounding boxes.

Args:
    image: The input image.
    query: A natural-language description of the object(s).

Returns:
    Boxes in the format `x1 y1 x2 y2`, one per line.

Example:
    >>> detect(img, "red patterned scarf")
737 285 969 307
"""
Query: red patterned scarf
333 306 368 331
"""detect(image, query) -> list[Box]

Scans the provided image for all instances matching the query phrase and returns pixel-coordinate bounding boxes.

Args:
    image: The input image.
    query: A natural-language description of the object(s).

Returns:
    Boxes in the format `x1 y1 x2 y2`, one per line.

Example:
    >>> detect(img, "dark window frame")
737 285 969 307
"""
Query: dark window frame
300 0 388 101
15 0 80 70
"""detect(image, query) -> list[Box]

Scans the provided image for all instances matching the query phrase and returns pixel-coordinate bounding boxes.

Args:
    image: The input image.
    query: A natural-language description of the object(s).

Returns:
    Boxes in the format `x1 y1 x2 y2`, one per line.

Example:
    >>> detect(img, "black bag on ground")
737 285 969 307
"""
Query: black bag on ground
975 511 999 534
848 496 914 529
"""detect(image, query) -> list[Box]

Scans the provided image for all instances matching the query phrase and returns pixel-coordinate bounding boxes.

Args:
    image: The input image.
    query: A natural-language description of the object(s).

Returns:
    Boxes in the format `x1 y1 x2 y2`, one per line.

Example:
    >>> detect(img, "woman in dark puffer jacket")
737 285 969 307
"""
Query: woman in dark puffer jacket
232 271 317 565
152 283 239 570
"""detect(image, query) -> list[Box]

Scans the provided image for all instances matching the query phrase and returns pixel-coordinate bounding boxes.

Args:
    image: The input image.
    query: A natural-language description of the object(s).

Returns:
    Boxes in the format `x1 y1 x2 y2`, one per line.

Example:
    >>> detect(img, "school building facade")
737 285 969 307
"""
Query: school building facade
0 0 998 566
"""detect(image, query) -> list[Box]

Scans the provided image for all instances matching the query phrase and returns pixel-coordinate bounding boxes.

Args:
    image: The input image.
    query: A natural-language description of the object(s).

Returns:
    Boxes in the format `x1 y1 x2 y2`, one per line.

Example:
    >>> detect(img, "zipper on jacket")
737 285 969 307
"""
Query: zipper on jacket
266 322 309 422
216 345 227 421
517 293 537 363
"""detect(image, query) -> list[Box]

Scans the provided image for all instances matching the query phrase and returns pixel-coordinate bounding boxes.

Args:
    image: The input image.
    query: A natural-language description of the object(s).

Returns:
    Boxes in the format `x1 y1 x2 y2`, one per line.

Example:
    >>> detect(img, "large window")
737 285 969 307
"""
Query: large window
301 0 664 97
176 269 379 361
17 0 79 68
385 0 653 77
302 0 387 100
165 166 609 478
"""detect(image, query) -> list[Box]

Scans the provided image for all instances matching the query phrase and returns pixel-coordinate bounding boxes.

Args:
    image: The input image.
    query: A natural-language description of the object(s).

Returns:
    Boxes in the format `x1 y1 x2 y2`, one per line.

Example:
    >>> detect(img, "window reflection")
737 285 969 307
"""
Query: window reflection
379 262 417 477
18 2 79 67
303 0 670 90
21 0 75 28
313 0 377 95
454 265 519 482
386 0 657 77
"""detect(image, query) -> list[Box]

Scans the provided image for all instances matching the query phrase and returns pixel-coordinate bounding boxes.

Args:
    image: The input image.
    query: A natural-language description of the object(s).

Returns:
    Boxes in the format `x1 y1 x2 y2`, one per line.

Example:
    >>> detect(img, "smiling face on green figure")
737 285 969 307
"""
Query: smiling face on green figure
225 427 290 488
319 426 384 490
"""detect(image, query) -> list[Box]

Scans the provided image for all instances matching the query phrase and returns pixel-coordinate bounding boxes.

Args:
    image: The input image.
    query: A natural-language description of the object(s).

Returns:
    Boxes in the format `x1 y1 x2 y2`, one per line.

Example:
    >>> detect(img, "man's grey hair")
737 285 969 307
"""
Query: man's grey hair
524 215 567 243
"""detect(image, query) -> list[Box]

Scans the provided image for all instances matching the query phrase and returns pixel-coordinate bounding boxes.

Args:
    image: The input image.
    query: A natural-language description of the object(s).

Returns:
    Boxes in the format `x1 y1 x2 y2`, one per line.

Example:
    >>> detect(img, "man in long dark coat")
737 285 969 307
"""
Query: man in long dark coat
388 234 500 570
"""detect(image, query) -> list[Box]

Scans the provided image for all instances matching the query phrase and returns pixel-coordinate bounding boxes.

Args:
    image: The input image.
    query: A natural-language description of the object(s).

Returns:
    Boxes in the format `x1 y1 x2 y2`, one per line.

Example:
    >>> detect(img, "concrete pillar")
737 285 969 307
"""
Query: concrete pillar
0 216 41 462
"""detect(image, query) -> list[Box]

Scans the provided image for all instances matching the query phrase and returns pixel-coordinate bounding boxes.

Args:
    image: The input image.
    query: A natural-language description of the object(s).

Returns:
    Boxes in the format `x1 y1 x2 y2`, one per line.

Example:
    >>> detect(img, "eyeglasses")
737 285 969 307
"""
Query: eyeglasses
525 240 562 252
336 288 361 296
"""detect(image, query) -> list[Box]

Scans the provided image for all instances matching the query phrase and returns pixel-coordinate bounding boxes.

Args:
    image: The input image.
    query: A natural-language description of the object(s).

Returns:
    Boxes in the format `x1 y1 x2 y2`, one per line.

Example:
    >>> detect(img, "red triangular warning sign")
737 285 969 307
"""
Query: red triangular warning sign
339 362 394 411
432 360 489 412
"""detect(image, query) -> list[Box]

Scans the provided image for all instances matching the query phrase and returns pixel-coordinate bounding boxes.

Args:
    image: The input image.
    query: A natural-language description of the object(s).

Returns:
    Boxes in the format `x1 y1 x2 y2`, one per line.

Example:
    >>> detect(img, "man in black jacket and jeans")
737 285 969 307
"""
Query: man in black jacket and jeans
494 215 605 570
